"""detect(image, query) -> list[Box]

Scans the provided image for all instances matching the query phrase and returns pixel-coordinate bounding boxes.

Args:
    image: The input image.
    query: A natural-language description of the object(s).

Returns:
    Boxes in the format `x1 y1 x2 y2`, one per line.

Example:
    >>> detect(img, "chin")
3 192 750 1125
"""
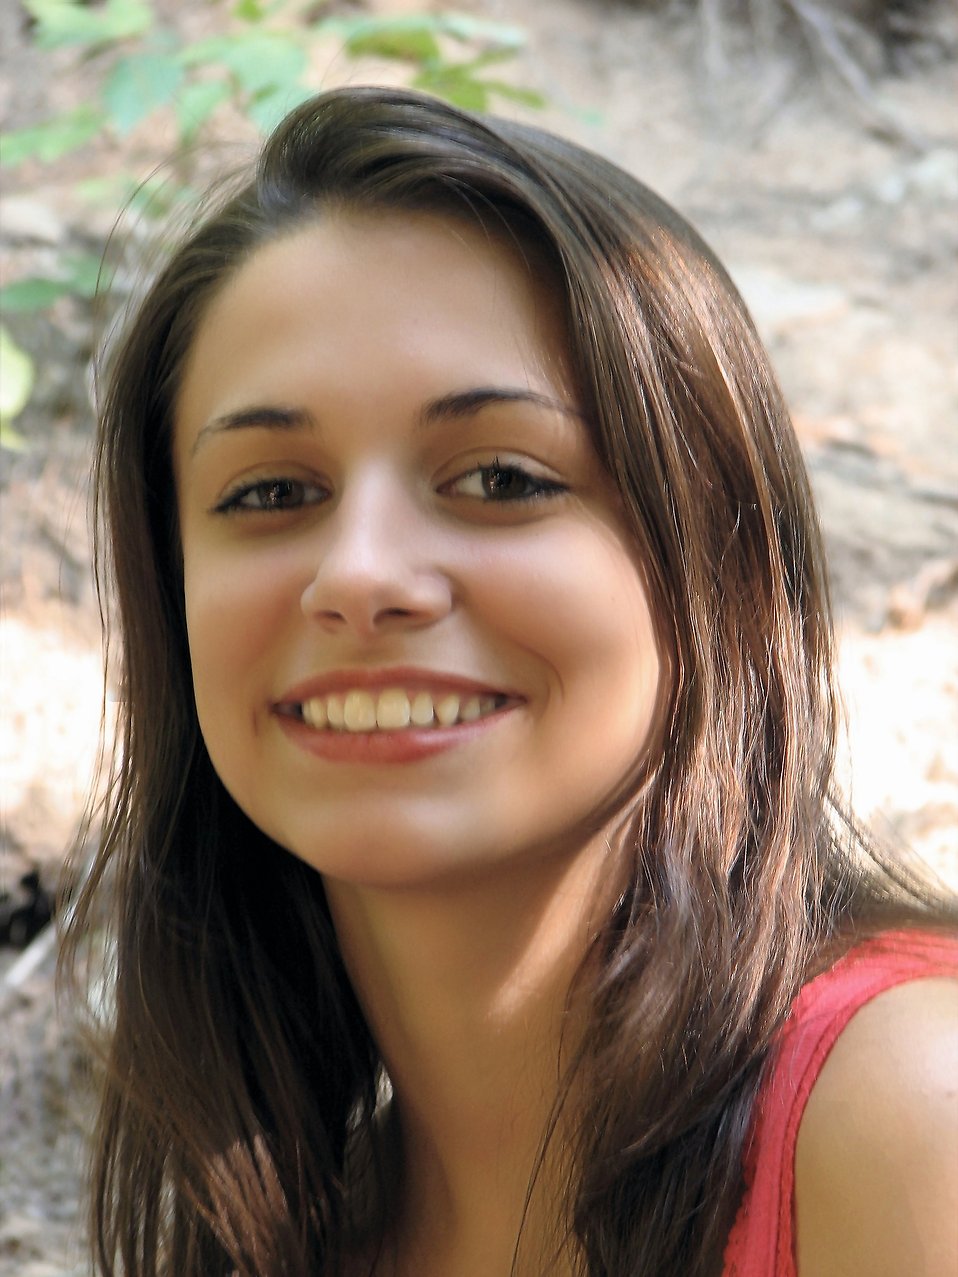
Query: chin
266 818 474 890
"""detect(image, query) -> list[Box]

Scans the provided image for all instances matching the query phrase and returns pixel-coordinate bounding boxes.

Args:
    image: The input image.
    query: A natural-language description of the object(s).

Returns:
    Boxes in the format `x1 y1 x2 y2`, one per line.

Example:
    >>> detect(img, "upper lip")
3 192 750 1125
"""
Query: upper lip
276 666 521 706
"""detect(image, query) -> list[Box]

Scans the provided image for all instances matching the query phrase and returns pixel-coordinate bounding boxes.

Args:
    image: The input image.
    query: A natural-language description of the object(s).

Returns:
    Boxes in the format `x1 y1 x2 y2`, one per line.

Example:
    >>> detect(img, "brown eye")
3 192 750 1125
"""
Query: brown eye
256 480 304 509
214 477 329 514
483 465 539 500
446 459 566 503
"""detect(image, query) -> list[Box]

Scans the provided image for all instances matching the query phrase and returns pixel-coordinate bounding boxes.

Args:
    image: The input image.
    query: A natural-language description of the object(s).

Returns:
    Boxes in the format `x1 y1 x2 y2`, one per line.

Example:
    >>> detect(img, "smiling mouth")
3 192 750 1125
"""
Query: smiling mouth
292 688 510 734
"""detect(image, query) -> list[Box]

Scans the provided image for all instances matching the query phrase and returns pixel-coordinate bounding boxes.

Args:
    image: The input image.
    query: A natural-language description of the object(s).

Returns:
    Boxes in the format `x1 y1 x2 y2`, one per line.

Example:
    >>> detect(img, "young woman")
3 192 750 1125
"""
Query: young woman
64 86 957 1277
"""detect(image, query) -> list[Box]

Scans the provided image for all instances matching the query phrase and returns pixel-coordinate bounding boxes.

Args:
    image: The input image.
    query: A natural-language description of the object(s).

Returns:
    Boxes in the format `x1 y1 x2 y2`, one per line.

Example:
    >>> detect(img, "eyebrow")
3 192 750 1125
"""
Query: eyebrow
190 387 581 456
191 405 313 456
420 387 581 426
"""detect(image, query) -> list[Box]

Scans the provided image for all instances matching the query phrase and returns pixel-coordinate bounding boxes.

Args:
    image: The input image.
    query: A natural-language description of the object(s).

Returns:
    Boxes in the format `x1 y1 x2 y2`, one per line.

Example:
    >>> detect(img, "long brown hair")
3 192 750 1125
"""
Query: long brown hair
63 86 954 1276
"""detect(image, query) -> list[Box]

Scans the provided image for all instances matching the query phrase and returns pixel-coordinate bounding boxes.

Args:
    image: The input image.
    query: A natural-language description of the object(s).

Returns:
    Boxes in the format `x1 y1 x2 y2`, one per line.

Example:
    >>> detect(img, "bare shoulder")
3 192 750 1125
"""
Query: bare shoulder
794 976 958 1277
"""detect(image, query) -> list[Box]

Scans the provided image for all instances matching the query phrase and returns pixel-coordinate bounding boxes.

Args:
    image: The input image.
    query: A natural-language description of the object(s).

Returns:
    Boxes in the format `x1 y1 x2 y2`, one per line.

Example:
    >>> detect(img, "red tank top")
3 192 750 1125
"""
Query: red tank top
721 929 958 1276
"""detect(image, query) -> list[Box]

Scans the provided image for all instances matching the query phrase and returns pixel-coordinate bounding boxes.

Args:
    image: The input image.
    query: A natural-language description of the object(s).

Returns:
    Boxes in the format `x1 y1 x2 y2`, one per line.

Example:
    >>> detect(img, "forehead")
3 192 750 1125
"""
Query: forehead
173 209 574 449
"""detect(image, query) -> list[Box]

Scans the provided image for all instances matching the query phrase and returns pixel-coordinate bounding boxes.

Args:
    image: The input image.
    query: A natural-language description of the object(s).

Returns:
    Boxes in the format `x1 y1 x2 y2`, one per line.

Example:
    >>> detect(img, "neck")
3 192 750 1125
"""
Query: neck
325 840 615 1275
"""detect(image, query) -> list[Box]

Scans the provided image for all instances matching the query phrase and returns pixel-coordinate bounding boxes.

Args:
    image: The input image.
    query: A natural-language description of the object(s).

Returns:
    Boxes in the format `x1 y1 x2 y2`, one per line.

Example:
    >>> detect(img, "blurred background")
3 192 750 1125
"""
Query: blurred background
1 1 956 1271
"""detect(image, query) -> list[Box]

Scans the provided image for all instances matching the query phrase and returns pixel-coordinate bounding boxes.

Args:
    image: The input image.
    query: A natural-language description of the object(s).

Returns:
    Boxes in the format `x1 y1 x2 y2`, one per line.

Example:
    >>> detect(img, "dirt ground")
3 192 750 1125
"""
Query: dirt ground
1 0 956 1272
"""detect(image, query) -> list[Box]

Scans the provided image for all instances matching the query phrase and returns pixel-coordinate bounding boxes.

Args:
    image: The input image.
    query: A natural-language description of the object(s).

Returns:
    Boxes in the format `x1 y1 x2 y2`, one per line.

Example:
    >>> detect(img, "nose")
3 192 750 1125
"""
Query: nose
300 470 453 637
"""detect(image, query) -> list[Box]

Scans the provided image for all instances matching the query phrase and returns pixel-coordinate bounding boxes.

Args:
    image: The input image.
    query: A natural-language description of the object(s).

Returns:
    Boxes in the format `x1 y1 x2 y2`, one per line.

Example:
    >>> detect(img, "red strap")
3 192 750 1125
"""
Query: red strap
722 930 958 1277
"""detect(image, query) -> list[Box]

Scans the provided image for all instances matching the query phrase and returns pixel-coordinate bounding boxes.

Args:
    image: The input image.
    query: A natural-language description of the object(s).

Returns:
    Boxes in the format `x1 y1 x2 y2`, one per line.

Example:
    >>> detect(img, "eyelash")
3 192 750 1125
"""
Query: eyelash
446 458 567 504
211 459 566 516
212 477 329 515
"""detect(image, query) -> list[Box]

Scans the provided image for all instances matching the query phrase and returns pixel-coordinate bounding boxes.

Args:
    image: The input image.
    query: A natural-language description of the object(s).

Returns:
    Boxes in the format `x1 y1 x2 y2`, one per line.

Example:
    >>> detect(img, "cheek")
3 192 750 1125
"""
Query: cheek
464 526 664 743
182 542 303 711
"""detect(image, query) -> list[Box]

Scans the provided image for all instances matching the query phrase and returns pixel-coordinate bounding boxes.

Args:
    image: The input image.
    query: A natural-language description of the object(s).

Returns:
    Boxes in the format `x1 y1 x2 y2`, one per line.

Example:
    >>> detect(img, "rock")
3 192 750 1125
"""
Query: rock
727 266 849 337
886 557 958 629
909 148 958 200
812 193 867 230
0 197 66 246
870 148 958 205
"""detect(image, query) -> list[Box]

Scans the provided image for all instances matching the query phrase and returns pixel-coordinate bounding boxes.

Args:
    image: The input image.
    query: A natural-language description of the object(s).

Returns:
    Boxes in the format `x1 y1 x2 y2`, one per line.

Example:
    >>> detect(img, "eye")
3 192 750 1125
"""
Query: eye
445 458 566 503
213 476 329 515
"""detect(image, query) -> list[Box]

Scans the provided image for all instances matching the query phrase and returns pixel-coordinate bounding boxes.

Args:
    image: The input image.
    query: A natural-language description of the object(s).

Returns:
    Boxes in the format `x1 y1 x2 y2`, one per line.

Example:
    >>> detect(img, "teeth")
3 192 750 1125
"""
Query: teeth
459 695 482 722
344 690 377 732
434 694 460 727
376 688 411 730
326 693 345 730
410 691 435 727
302 697 328 730
298 688 503 733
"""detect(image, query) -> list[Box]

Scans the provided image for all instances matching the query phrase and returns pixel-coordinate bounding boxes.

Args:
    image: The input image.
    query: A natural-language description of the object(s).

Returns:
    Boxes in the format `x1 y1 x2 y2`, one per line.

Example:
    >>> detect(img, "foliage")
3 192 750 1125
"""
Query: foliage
0 254 103 313
1 0 544 444
8 1 539 152
0 327 34 451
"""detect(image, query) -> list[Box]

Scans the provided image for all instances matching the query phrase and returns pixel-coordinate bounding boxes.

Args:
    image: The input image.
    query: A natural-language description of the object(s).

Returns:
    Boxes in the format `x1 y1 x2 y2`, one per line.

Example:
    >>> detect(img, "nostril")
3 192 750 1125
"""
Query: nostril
299 554 454 633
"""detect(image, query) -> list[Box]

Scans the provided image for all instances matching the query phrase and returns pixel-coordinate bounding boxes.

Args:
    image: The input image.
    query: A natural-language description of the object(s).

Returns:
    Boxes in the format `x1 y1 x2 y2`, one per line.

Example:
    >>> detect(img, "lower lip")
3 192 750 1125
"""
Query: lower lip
274 706 515 764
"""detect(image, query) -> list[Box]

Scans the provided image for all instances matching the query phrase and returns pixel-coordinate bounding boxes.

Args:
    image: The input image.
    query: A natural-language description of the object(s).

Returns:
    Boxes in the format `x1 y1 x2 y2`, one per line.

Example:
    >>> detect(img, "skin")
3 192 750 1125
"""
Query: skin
174 210 668 1273
795 976 958 1277
172 209 957 1275
174 211 666 892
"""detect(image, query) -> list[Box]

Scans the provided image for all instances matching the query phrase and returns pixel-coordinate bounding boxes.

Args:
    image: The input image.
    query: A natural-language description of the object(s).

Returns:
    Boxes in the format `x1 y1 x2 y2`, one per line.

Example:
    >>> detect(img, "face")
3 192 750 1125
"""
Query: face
174 210 668 889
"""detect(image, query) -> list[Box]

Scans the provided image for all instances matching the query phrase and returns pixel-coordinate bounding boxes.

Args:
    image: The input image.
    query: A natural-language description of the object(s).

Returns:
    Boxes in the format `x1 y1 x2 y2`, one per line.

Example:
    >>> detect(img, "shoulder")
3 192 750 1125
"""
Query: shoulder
794 975 958 1277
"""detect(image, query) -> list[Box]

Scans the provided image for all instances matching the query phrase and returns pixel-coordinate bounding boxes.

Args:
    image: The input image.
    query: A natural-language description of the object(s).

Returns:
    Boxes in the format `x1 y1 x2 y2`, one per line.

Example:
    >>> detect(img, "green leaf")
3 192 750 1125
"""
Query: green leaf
330 13 510 44
0 105 101 166
76 171 189 220
233 0 267 21
75 174 141 207
246 83 315 135
125 174 198 218
0 255 104 314
345 26 442 65
0 278 69 312
177 35 237 67
0 421 28 450
331 13 527 66
431 14 525 48
179 32 307 97
219 33 308 96
412 67 489 112
0 327 36 434
24 0 154 50
175 78 232 142
63 252 105 298
455 48 523 72
477 79 546 109
103 50 185 135
79 171 189 219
